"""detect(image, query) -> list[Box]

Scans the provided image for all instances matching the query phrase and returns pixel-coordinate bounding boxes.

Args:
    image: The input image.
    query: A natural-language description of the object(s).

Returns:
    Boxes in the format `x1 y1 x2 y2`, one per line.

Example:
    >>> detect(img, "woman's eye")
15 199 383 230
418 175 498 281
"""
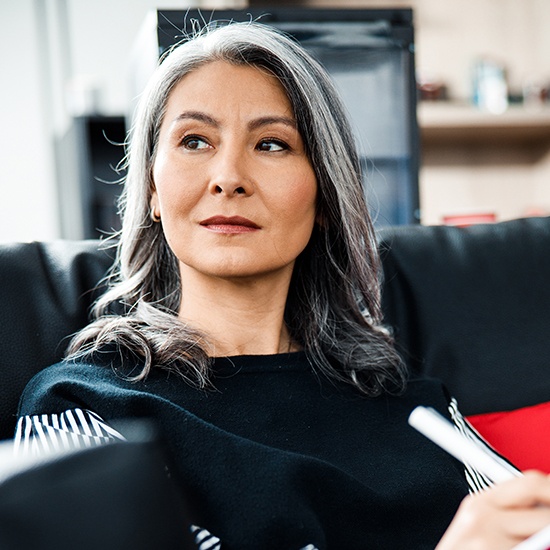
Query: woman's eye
257 139 287 152
182 136 210 150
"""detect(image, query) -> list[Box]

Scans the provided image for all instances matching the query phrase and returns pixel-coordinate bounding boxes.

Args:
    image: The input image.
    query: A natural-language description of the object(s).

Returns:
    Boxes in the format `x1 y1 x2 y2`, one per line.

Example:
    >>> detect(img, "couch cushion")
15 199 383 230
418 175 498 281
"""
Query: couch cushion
467 402 550 473
378 216 550 416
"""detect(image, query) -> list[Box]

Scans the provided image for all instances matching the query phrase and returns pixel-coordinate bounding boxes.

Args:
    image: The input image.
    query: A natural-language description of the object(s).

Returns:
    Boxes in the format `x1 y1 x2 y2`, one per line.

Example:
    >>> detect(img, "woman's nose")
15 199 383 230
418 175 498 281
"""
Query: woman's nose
208 146 254 197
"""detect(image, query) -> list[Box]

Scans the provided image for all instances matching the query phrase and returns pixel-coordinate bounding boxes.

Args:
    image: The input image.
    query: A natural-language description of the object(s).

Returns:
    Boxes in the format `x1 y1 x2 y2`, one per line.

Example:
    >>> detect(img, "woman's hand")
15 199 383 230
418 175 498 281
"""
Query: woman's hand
437 471 550 549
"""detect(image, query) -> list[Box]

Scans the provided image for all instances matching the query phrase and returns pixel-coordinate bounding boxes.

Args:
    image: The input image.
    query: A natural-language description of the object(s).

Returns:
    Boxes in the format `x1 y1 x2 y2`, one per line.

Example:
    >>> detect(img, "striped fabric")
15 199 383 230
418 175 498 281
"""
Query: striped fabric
13 408 125 457
448 398 521 493
190 525 329 550
14 402 496 548
190 525 222 550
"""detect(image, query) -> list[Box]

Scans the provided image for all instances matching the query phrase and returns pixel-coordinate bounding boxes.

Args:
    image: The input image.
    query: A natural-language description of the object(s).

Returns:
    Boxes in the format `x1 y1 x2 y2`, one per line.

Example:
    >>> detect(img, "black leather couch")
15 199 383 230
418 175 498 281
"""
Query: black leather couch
1 216 550 441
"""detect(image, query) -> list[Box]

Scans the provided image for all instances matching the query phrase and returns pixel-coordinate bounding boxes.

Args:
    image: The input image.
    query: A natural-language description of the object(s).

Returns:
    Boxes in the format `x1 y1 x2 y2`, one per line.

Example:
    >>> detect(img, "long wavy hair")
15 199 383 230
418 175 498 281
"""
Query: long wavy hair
67 21 407 396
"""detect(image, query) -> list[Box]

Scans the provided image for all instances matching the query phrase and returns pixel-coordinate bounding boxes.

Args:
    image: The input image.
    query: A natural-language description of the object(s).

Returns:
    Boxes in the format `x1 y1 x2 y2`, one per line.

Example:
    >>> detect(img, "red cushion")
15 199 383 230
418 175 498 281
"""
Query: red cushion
467 401 550 473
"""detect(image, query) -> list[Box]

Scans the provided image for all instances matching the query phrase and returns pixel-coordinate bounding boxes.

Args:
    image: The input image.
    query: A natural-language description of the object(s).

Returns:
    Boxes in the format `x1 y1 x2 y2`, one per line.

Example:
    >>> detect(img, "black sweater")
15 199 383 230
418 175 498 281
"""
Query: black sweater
18 352 469 549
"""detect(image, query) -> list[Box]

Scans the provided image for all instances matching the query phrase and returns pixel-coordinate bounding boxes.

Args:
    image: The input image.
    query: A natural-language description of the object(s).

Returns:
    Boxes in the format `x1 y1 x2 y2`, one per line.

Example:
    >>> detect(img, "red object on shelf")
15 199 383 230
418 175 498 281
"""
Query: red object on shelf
442 213 497 227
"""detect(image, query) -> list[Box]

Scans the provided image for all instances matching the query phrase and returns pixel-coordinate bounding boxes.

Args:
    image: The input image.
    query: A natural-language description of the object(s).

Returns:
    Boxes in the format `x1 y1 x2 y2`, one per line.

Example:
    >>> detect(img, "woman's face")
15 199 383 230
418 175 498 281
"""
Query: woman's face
151 60 318 283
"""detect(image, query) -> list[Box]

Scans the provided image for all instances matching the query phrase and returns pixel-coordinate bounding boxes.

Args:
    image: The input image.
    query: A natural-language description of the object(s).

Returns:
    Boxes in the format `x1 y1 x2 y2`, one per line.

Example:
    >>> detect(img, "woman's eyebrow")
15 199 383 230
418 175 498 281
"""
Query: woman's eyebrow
170 112 296 131
172 111 219 127
248 116 297 131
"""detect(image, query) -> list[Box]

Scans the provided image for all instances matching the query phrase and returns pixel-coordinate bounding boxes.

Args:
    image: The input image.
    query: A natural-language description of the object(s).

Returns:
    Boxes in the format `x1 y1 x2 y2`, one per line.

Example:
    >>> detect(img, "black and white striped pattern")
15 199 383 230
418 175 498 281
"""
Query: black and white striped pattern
191 525 222 550
448 398 520 493
14 408 125 457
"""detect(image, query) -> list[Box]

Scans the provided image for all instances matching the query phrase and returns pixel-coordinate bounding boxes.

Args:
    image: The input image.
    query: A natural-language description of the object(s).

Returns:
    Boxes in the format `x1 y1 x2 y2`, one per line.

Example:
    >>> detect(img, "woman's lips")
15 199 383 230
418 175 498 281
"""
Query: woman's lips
200 216 261 234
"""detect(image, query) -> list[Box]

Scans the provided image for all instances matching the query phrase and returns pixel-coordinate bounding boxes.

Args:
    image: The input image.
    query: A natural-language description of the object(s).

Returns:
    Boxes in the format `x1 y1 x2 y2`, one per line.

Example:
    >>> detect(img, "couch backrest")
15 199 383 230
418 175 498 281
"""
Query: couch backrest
1 216 549 439
378 216 550 416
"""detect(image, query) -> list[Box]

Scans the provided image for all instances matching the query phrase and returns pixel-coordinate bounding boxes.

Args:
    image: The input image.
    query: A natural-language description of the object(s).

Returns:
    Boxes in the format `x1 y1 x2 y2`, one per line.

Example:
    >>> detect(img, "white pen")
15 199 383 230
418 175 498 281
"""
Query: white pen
409 406 550 550
408 406 520 484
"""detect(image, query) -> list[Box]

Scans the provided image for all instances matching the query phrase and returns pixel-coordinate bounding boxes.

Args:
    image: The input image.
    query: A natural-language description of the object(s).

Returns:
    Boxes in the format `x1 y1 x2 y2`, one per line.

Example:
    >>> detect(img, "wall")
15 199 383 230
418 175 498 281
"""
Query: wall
412 0 550 224
0 1 59 243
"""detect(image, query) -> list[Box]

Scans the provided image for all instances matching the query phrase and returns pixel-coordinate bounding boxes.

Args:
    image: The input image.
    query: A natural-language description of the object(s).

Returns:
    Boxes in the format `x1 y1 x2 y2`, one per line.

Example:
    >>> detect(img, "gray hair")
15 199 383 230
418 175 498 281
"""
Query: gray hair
68 21 406 395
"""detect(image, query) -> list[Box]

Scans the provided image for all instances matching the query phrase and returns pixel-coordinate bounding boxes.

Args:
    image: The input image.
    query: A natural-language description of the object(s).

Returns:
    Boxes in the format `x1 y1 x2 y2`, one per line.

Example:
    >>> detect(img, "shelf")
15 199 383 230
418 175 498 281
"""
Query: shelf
418 102 550 145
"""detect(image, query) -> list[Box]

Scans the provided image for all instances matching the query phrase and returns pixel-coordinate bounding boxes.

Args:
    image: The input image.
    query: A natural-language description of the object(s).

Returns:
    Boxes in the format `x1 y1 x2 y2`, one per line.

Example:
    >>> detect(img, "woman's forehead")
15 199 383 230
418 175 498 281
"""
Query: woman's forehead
161 60 295 126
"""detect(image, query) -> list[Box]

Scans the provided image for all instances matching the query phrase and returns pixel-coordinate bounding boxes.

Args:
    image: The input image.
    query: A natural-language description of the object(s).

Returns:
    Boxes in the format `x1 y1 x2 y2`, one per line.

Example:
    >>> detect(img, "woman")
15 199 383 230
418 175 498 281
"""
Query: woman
17 22 550 549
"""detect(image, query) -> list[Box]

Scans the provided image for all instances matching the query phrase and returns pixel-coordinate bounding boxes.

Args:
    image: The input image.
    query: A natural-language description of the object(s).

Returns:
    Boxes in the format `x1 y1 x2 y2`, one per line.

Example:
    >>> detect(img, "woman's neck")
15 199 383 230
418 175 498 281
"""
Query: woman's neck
177 265 297 357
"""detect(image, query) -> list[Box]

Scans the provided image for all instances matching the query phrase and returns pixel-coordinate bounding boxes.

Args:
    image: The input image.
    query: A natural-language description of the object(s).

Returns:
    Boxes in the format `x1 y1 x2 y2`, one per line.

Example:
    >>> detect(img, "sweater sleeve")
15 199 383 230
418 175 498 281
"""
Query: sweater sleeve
15 361 131 457
14 368 229 550
18 361 107 415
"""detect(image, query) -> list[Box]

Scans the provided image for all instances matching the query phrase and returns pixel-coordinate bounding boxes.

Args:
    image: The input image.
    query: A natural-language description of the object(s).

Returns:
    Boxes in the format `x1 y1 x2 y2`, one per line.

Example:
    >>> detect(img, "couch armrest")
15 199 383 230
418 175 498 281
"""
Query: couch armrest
0 240 112 439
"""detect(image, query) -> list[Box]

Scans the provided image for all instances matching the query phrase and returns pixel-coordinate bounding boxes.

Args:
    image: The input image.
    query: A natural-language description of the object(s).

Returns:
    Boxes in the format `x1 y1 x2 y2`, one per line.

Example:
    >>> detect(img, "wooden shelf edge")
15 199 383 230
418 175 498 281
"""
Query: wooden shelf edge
419 102 550 144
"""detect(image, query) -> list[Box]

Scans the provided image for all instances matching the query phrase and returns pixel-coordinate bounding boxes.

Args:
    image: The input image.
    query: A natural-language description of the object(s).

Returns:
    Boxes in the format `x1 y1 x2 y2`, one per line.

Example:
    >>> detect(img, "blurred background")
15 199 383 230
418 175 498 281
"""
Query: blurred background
2 0 550 242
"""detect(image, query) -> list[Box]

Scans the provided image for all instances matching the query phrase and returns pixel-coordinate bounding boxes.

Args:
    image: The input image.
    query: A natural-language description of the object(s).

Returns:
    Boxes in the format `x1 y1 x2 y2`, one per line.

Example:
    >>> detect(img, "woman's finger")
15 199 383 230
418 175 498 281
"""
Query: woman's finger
499 508 550 540
485 471 550 509
436 472 550 549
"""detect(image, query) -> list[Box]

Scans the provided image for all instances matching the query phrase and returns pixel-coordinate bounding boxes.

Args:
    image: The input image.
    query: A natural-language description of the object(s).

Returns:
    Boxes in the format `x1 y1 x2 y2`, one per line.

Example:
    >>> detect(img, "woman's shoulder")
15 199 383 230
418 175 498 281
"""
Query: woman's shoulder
17 355 139 418
23 357 121 389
